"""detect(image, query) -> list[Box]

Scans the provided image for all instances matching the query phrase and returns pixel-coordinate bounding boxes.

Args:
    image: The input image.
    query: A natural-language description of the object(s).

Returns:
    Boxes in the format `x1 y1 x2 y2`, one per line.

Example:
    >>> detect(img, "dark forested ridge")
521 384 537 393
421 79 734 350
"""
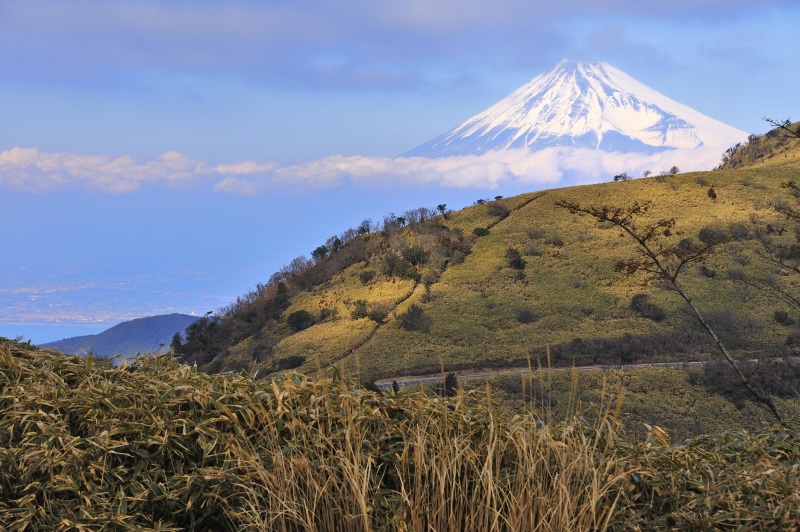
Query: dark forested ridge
42 313 200 359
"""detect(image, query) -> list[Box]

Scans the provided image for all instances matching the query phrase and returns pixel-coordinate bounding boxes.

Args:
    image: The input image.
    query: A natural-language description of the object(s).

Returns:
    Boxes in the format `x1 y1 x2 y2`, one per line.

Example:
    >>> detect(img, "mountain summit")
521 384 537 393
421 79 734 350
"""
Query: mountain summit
405 60 746 157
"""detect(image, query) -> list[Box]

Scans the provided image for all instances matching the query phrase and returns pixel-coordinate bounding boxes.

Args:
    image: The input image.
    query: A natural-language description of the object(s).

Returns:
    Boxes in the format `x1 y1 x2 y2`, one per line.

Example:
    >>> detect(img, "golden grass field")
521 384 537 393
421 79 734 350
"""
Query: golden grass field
2 339 798 530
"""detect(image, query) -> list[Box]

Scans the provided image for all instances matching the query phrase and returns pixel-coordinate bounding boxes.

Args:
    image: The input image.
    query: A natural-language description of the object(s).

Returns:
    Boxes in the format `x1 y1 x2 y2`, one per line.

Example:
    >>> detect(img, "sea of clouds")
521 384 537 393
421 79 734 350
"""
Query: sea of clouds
0 144 730 195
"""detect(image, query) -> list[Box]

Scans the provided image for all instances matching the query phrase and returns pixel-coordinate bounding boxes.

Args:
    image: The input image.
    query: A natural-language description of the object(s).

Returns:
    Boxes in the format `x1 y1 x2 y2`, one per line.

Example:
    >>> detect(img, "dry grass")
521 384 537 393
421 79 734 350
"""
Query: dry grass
2 338 799 530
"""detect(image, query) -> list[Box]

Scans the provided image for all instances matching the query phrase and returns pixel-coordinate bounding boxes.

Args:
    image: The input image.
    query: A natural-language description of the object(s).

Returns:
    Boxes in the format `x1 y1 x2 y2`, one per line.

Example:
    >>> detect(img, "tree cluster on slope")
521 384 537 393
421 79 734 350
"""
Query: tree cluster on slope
175 204 471 373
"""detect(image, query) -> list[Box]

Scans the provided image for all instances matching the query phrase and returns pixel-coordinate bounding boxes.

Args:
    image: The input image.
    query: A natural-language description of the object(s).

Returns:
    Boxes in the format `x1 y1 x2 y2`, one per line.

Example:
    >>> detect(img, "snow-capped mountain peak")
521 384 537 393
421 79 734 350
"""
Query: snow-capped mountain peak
405 60 746 157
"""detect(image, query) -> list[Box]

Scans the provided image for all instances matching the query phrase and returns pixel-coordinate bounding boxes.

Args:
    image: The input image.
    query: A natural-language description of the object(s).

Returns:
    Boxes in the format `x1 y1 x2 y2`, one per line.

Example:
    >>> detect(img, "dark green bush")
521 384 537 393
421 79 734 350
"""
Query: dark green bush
402 245 428 266
516 307 538 324
727 268 747 281
677 237 700 254
486 202 510 218
526 228 546 239
728 222 750 241
351 300 369 320
399 304 432 332
506 248 526 270
319 308 339 321
774 310 794 326
359 270 377 284
630 294 667 322
273 355 305 371
367 302 392 324
698 225 728 245
287 310 315 332
383 254 420 281
699 265 716 278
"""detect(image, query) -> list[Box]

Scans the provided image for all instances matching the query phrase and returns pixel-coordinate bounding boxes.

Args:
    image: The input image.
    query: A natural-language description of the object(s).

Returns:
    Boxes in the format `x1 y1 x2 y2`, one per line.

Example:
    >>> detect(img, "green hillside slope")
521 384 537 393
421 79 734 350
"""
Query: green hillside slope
177 127 800 381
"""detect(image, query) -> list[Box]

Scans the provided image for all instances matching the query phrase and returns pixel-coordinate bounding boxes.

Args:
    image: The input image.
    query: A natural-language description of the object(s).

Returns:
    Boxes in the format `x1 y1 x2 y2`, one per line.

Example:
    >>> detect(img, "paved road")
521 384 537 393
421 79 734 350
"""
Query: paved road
374 357 798 389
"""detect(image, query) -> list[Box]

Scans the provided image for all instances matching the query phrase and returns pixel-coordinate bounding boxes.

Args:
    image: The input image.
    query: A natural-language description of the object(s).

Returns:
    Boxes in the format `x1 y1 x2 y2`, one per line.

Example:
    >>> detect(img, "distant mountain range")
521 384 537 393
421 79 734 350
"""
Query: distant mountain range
405 59 746 157
41 313 200 359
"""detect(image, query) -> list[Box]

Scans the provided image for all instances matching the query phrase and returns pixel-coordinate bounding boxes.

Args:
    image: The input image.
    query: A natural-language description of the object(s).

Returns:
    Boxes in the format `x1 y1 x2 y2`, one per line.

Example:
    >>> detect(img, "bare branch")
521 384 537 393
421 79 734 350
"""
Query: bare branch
763 116 800 139
556 199 787 425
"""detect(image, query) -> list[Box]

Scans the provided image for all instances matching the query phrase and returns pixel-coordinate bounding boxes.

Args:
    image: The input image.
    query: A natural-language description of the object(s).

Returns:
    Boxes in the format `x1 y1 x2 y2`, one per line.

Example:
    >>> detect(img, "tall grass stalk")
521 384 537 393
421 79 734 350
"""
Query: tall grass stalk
1 338 798 530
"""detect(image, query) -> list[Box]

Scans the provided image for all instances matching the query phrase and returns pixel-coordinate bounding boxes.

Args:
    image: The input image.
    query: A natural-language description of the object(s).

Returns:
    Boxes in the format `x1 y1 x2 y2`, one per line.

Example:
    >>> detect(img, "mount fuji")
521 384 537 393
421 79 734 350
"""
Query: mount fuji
405 60 746 158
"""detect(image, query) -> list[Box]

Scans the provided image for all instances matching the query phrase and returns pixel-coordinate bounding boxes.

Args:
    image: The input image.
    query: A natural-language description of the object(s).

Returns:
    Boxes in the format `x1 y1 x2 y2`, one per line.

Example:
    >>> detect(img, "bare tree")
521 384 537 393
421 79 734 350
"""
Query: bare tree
739 118 800 312
763 116 800 139
555 199 787 425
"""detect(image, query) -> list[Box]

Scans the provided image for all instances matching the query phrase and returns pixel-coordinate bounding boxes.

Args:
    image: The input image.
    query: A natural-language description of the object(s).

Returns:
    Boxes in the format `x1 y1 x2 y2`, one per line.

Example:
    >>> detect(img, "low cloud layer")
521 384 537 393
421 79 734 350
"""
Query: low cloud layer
1 145 729 195
0 147 208 194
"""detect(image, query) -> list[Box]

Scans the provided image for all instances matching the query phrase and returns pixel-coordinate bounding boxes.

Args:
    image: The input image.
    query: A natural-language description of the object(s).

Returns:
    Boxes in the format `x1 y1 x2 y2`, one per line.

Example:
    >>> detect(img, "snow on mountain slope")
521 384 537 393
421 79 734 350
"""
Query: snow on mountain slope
405 60 746 157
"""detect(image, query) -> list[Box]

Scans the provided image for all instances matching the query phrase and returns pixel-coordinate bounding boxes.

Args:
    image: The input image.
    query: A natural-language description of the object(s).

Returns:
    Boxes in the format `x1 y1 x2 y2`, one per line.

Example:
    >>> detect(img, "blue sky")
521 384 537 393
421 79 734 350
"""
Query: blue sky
1 0 798 343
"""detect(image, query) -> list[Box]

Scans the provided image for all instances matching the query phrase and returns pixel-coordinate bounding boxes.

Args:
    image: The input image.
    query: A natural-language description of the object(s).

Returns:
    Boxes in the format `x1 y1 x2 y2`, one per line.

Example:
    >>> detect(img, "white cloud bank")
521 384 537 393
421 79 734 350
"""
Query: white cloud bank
0 147 210 194
0 145 729 195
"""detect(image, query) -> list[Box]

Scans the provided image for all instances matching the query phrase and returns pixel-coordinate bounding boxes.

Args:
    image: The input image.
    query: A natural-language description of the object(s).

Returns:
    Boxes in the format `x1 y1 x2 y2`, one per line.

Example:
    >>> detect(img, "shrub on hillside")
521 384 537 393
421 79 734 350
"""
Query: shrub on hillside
486 202 510 218
287 310 315 332
398 304 432 332
727 222 750 241
700 306 762 350
421 271 440 287
701 359 800 407
472 227 490 237
698 225 728 245
359 269 376 284
402 245 428 266
727 268 747 281
351 299 369 320
383 254 420 281
273 355 305 371
699 265 717 278
319 308 338 321
523 242 542 256
675 237 704 257
516 307 538 324
526 228 546 239
774 310 794 326
506 248 526 270
367 302 393 324
630 294 667 322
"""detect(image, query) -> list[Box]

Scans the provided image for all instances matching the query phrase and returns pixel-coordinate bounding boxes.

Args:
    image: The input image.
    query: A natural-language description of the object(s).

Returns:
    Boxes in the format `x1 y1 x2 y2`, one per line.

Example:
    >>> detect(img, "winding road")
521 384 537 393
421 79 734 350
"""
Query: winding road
374 357 798 389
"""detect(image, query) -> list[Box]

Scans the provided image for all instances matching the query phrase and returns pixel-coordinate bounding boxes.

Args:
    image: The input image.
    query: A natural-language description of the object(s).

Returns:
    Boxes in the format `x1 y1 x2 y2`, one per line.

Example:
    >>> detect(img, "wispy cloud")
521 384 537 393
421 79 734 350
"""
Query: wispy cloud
0 145 729 195
2 1 793 90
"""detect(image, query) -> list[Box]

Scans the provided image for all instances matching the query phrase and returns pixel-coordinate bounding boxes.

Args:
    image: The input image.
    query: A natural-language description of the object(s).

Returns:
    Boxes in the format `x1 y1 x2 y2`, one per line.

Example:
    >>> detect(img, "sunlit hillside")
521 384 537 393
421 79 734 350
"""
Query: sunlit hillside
175 125 800 386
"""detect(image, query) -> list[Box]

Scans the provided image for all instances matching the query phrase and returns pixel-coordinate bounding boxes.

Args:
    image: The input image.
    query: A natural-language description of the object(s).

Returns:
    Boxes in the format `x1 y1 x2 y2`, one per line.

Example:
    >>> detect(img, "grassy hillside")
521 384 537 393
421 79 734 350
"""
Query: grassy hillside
2 338 798 529
177 126 800 385
718 119 800 169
